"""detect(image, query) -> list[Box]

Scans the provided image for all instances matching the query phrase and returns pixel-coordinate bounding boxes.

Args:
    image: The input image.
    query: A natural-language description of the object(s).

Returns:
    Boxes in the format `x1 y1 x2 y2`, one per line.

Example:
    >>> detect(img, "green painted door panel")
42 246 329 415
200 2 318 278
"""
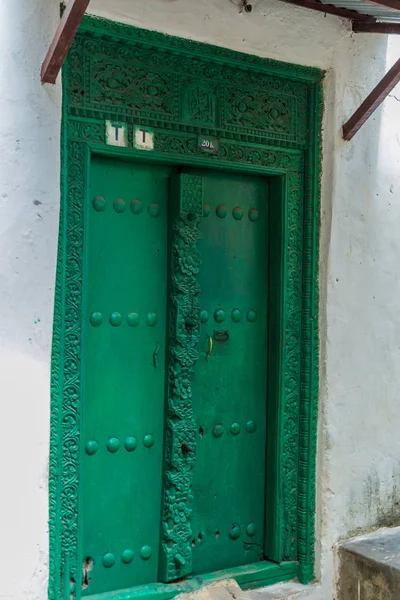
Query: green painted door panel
189 170 269 575
81 156 174 595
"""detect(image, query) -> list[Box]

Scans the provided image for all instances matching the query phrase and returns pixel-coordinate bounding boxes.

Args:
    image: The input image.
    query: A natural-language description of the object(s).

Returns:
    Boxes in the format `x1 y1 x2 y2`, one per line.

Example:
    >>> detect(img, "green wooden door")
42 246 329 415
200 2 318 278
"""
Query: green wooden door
81 156 174 595
190 170 269 575
81 159 269 595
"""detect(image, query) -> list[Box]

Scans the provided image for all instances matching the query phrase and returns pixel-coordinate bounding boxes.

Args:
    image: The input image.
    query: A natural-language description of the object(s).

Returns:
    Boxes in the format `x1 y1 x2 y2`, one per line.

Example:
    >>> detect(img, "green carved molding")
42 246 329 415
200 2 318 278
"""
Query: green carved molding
50 14 322 600
298 82 322 584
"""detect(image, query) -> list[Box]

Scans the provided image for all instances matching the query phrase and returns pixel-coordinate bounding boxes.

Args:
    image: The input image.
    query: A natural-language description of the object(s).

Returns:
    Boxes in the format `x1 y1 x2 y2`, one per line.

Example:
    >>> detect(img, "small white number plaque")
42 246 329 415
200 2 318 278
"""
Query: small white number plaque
133 126 154 151
105 121 128 147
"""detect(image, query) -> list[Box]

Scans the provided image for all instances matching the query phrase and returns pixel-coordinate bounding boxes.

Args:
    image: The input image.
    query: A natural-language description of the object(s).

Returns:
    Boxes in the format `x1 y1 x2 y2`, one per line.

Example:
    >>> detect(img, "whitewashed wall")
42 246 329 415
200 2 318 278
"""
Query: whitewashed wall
0 1 61 599
1 0 399 598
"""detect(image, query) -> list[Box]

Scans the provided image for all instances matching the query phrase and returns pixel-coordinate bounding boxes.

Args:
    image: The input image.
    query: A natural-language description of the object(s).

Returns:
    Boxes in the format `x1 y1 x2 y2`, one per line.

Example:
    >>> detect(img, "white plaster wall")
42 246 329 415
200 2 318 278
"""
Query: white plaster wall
2 0 400 598
90 0 348 69
318 32 400 597
0 1 61 599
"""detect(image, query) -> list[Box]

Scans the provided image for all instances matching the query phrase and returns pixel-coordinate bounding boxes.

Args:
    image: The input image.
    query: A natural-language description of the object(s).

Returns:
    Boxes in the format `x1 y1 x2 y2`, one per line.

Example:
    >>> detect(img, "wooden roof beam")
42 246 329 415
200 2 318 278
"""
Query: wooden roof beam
278 0 376 21
343 57 400 140
41 0 90 84
353 21 400 33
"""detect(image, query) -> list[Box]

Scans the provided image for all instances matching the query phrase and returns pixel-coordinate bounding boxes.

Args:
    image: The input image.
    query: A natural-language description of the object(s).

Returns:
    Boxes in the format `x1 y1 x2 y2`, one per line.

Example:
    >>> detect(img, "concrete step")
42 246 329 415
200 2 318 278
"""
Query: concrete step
338 526 400 599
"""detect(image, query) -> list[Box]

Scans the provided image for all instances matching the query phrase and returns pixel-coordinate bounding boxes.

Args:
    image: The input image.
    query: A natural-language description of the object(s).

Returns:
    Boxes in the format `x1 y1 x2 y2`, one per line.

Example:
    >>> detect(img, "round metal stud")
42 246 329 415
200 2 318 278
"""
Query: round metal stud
102 552 115 568
200 310 209 324
247 310 257 322
146 313 157 327
203 204 210 217
90 312 103 327
127 313 140 327
113 198 126 213
232 207 243 220
213 424 224 438
107 437 120 453
143 434 154 448
214 309 225 323
246 420 257 433
230 422 241 436
110 312 122 327
125 436 137 452
231 309 242 323
216 205 227 218
148 203 160 217
121 549 134 564
230 525 241 540
246 523 257 537
140 545 152 560
248 208 259 222
93 196 106 212
130 199 143 214
85 440 99 455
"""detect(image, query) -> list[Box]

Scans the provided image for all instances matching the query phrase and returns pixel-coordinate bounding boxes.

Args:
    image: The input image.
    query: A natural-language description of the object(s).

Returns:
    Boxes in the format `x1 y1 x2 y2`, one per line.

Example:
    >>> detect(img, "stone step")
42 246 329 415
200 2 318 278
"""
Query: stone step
338 526 400 599
173 579 319 600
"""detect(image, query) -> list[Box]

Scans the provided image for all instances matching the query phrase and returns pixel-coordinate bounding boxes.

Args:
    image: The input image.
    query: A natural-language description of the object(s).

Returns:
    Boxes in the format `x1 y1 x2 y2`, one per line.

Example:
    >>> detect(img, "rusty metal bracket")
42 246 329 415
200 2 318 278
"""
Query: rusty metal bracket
41 0 91 84
343 57 400 141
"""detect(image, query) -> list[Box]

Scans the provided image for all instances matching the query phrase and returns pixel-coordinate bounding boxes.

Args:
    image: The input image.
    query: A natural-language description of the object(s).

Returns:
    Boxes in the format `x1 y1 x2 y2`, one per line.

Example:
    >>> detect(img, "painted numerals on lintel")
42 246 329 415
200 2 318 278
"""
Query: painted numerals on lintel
198 135 219 154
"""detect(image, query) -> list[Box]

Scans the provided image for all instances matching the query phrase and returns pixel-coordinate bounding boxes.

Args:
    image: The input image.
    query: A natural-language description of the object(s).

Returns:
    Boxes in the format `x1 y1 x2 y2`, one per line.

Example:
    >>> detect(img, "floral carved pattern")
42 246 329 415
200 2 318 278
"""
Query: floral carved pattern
48 127 65 600
61 136 85 591
65 26 313 146
154 131 302 172
160 174 203 581
91 59 177 117
283 169 304 559
223 88 294 137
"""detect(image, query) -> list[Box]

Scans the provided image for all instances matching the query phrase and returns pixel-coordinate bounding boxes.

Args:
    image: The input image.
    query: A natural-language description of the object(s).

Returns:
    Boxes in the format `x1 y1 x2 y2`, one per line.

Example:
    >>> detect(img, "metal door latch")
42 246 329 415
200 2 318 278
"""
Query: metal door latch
214 330 229 343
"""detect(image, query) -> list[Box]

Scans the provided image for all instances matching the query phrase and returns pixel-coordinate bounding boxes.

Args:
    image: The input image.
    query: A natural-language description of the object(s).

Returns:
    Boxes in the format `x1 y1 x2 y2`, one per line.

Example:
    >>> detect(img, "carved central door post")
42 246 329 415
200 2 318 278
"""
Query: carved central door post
159 174 203 581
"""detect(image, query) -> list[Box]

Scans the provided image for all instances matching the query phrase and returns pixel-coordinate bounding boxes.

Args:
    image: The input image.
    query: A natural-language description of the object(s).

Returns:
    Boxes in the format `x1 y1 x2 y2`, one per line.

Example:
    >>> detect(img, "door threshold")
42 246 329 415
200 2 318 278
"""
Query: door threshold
84 561 298 600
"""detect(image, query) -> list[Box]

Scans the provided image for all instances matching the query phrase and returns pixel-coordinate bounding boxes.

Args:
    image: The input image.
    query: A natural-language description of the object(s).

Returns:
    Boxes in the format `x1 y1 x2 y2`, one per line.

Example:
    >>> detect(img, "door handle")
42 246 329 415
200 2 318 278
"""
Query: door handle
207 335 213 357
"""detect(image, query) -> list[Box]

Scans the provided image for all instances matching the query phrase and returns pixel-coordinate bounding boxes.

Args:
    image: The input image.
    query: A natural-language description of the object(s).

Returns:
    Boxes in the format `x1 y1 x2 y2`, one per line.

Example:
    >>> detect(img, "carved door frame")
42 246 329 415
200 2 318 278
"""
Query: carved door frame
50 15 322 600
